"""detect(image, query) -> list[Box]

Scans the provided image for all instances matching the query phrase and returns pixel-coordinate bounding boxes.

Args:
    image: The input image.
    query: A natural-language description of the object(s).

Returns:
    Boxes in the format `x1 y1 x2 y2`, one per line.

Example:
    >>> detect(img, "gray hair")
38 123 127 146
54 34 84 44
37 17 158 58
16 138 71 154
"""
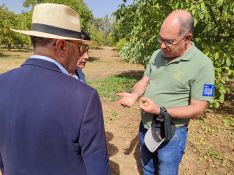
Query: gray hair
30 36 55 48
177 15 194 36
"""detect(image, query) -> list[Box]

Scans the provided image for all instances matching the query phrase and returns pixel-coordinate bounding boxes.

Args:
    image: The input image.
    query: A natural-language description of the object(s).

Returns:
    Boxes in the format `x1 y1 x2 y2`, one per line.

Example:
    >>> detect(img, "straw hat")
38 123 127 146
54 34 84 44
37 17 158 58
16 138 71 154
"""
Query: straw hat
11 3 90 44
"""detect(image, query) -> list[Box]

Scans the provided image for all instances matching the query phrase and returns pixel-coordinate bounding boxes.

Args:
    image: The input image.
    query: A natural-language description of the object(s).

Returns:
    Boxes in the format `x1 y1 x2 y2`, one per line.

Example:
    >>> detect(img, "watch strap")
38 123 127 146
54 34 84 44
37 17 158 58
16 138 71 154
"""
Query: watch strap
159 107 167 116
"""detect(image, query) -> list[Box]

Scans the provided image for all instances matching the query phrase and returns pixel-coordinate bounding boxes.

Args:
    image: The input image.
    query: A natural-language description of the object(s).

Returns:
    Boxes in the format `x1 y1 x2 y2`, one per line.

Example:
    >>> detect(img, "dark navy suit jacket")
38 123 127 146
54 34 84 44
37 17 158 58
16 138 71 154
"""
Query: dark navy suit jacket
0 58 110 175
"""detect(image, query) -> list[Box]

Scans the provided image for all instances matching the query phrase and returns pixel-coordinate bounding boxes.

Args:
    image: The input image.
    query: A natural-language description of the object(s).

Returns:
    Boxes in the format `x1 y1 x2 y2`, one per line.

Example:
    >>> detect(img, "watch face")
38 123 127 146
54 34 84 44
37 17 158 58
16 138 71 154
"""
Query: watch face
160 107 167 112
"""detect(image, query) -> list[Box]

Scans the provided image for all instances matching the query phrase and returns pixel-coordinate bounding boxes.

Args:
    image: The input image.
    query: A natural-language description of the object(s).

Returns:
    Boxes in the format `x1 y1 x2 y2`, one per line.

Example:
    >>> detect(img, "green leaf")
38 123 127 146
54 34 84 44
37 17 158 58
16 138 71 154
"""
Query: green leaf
219 94 224 103
200 2 206 12
214 52 219 60
214 101 220 108
217 0 224 6
219 86 226 94
226 57 231 66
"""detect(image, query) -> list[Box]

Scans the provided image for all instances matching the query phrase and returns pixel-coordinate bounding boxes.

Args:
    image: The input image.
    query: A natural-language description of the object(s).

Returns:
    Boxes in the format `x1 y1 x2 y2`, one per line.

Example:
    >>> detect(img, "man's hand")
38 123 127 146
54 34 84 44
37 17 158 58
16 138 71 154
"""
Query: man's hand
139 97 160 115
117 92 138 107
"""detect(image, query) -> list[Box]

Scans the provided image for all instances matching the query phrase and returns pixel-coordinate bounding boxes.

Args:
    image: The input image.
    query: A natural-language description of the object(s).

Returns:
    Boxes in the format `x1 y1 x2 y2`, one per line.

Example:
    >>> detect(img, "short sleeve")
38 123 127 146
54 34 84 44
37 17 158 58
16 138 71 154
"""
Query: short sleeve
144 50 161 77
144 60 152 77
191 63 215 101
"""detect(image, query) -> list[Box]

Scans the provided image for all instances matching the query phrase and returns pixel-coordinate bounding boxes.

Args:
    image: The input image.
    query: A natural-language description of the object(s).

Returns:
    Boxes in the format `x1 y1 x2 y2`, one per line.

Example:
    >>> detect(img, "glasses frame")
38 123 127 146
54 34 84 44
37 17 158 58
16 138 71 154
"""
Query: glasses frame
65 40 89 55
158 33 187 47
78 45 89 55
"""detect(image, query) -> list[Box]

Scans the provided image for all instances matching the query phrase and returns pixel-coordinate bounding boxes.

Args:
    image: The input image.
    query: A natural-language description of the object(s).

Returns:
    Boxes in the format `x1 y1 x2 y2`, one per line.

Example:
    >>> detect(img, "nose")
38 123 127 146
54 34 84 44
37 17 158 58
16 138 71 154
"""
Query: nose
84 52 89 60
160 42 167 49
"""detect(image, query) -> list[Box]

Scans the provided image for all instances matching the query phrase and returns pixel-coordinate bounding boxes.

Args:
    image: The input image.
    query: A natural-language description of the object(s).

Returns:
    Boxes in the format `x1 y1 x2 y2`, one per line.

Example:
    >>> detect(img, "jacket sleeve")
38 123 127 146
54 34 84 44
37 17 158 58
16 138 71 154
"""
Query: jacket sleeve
79 90 111 175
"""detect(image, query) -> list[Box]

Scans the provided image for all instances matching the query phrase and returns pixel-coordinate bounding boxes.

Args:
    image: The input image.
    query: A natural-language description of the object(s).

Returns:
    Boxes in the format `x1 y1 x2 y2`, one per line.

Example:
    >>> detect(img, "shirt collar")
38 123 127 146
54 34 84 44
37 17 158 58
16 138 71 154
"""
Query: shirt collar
164 42 196 65
30 55 69 75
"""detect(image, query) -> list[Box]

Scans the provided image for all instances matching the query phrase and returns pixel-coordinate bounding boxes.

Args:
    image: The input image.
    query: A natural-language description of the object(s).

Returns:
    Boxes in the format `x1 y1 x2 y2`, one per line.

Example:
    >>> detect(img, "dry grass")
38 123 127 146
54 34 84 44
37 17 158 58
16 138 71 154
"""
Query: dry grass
0 49 32 73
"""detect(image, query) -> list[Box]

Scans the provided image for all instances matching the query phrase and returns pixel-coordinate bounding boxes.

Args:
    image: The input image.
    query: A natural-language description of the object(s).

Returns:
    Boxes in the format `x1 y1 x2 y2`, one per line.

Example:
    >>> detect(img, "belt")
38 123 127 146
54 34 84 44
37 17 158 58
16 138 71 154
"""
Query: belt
175 123 188 128
153 122 187 128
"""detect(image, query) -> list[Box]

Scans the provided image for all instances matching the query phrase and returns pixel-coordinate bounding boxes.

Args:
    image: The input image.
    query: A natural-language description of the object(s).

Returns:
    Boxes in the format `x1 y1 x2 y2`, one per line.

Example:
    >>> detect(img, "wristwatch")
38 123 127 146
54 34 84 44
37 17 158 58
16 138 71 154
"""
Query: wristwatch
159 107 167 116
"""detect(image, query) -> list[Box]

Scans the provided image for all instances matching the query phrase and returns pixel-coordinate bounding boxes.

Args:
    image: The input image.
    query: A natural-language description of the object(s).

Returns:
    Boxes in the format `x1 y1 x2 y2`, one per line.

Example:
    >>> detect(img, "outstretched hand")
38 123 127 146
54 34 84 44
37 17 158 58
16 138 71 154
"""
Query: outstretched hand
116 92 138 107
139 96 160 115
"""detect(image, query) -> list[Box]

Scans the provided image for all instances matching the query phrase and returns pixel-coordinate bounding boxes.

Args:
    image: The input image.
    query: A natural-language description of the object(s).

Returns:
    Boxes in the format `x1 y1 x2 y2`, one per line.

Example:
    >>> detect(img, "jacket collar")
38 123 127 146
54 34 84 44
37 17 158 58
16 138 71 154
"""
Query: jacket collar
22 58 64 74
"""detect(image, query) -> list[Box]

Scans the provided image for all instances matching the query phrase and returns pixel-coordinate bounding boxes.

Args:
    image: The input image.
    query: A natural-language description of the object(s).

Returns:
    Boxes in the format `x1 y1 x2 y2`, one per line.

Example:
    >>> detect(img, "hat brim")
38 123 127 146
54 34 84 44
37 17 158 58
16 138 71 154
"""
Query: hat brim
144 126 165 152
11 29 92 45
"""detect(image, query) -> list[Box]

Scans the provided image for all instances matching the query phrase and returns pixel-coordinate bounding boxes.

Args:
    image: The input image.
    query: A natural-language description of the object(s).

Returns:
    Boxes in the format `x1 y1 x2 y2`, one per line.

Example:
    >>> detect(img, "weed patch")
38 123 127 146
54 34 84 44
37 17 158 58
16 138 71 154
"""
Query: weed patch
89 76 137 101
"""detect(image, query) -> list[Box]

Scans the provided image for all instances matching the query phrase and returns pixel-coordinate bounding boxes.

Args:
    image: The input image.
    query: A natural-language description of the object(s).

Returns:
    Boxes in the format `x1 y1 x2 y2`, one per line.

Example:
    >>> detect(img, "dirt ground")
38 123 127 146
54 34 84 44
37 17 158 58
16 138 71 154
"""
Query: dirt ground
0 47 233 175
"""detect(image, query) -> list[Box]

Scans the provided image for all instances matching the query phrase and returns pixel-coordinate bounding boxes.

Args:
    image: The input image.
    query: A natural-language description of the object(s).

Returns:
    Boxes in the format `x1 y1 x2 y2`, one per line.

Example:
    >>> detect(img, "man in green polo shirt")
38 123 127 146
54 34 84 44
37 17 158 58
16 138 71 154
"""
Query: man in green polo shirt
117 10 215 175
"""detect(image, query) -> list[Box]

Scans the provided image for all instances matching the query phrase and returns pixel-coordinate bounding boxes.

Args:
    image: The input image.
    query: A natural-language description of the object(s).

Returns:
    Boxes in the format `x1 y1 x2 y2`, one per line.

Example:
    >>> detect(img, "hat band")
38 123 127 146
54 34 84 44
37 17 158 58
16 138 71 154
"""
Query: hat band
32 23 82 39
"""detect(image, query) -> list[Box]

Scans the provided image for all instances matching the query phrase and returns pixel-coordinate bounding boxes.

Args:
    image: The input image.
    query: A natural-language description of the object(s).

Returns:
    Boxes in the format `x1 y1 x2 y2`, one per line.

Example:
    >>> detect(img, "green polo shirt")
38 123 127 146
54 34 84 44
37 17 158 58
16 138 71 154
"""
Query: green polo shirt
142 44 215 129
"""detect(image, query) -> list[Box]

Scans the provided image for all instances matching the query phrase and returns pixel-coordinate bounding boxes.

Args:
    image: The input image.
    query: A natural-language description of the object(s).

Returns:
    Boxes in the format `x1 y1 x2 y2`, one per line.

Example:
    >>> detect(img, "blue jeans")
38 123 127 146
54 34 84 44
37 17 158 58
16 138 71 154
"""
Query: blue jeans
139 122 188 175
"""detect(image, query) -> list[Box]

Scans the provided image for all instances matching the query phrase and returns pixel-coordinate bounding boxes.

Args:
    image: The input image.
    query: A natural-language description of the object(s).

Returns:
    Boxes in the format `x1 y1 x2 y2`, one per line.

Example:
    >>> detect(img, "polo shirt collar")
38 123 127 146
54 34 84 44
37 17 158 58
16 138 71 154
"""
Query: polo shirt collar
164 42 196 64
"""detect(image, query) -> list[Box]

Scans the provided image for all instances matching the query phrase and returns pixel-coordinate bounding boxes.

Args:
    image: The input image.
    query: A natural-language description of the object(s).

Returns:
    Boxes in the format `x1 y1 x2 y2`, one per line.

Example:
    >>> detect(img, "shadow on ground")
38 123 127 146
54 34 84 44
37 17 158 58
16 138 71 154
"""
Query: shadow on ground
106 132 120 175
124 134 143 175
90 46 104 50
0 53 7 58
88 56 100 62
213 93 234 116
115 70 144 81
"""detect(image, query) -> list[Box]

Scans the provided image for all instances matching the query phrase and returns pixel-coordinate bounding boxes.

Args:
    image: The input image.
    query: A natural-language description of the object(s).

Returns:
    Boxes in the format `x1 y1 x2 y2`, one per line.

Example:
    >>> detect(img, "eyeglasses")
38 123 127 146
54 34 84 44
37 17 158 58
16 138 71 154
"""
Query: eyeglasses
78 45 89 55
65 40 89 55
158 34 186 47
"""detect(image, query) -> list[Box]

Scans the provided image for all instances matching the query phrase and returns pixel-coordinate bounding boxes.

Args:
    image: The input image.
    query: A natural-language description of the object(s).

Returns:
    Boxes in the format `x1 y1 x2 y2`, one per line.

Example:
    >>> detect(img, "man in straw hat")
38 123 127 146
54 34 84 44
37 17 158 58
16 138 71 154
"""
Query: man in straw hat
0 3 110 175
117 10 214 175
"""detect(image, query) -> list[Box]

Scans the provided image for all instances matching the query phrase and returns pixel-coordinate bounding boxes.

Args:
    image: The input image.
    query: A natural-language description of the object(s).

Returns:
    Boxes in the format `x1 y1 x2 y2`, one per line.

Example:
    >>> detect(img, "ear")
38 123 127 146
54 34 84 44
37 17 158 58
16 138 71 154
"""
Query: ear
185 33 193 41
55 40 67 56
57 40 66 49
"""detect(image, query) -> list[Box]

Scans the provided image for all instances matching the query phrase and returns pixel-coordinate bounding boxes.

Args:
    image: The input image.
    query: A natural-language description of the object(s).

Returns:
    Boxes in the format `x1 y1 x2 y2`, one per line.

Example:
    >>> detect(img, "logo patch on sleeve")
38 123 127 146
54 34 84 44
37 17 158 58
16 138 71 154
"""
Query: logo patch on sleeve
202 84 215 97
